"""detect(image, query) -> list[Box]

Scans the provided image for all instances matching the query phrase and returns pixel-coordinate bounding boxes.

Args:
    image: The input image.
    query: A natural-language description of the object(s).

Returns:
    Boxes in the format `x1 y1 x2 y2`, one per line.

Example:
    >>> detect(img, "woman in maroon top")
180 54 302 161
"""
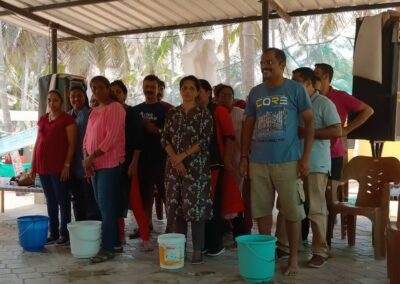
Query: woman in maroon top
31 90 77 245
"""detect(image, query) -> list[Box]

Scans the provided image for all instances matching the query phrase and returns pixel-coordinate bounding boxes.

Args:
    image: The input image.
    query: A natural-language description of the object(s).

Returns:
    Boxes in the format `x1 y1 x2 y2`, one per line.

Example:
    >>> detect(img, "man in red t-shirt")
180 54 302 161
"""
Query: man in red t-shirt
314 63 374 181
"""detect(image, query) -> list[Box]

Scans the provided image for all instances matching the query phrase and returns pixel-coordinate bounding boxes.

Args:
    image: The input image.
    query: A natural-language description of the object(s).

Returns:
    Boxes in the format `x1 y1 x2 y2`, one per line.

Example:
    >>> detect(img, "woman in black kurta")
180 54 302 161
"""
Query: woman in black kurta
161 75 213 264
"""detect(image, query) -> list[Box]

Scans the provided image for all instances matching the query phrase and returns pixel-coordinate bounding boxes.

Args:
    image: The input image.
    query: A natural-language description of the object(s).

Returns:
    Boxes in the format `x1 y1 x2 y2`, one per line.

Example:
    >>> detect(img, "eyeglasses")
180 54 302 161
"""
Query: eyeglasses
260 60 279 65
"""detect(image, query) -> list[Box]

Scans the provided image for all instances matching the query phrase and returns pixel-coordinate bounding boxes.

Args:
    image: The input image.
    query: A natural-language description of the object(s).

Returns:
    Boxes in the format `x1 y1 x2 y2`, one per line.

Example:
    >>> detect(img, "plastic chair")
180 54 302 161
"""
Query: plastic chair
326 156 400 259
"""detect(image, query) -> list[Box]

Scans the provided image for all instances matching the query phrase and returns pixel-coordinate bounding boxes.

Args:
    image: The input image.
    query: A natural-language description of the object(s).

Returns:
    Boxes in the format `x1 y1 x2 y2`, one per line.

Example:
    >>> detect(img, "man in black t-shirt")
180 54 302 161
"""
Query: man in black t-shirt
131 75 169 237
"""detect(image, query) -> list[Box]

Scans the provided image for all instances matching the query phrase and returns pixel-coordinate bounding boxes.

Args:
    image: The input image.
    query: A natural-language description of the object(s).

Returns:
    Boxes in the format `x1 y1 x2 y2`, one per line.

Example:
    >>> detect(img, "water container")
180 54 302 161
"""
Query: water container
157 233 186 269
17 215 49 252
67 221 102 258
34 175 42 188
236 234 277 283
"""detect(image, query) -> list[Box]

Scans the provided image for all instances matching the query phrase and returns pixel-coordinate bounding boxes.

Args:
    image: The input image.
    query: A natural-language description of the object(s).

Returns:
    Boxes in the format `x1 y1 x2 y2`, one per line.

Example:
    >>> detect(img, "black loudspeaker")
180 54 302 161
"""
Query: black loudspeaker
349 13 400 141
38 74 86 117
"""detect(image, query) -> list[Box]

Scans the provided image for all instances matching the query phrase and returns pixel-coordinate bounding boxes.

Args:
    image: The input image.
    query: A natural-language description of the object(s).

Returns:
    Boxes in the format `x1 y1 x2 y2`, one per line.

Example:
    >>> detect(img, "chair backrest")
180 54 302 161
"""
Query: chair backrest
342 156 400 207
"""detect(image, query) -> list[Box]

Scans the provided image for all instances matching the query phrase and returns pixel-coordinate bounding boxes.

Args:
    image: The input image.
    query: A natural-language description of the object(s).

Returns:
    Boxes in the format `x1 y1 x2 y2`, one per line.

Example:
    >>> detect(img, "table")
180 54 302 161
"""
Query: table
0 185 43 213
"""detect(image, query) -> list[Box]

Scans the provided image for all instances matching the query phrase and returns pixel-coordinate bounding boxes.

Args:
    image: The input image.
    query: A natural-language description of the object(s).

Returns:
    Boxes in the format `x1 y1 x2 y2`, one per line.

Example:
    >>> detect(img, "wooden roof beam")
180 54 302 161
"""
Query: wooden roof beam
270 0 291 23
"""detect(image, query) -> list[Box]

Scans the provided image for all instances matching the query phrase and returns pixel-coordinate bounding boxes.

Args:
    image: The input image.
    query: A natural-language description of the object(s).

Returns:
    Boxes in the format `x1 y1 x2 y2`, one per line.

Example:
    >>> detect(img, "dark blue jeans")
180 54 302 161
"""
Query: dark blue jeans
69 177 101 221
39 174 71 239
91 165 122 252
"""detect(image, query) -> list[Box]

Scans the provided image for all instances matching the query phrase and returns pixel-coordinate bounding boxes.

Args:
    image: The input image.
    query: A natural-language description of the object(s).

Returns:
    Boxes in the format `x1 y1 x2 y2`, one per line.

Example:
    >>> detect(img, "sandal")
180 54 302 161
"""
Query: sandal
191 251 204 265
114 246 123 253
90 251 115 264
140 241 153 252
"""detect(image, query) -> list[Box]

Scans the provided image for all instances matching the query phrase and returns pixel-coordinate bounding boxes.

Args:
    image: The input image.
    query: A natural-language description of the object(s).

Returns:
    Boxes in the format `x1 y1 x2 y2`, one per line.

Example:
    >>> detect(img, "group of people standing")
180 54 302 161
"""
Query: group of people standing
30 72 250 264
30 47 373 274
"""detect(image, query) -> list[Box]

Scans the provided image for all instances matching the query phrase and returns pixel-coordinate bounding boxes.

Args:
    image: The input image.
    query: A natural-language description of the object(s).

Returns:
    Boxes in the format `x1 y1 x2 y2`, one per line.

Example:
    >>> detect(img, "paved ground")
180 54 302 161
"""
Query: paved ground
0 201 389 284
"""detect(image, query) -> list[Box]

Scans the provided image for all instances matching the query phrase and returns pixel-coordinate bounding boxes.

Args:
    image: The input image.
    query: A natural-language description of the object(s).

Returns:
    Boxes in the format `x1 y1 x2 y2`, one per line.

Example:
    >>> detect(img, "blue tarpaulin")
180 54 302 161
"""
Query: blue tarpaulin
0 128 37 156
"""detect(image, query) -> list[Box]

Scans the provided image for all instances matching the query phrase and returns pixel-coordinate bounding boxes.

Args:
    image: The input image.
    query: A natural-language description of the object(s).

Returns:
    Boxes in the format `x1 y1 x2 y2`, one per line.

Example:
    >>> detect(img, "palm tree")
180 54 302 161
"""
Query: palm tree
59 37 130 80
0 22 13 134
5 28 41 111
240 22 255 97
222 25 230 83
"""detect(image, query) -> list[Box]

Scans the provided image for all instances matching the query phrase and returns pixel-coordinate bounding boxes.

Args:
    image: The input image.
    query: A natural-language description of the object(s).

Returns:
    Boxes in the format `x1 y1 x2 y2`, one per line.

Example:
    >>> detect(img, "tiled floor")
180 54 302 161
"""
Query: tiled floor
0 203 389 284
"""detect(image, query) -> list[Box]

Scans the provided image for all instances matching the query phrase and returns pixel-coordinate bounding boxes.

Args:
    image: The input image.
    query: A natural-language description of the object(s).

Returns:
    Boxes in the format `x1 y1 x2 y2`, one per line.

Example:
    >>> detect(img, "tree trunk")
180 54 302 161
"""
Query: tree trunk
240 22 255 98
223 26 230 84
21 56 29 111
0 22 12 133
271 20 276 47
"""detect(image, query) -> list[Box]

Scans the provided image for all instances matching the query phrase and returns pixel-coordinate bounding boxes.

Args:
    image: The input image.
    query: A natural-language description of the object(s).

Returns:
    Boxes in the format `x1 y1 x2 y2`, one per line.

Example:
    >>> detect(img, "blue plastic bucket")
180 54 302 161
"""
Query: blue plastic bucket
236 234 277 283
17 215 49 252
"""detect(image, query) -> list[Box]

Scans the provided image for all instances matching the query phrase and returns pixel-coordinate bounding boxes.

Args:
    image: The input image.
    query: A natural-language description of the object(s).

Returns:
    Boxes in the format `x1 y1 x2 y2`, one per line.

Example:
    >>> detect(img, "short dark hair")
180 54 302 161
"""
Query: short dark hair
214 83 234 98
69 85 89 107
90 76 110 88
48 89 63 104
143 74 160 83
110 80 128 95
293 67 318 86
199 79 212 92
70 85 86 93
264 47 286 65
158 79 165 89
315 63 334 82
180 75 201 91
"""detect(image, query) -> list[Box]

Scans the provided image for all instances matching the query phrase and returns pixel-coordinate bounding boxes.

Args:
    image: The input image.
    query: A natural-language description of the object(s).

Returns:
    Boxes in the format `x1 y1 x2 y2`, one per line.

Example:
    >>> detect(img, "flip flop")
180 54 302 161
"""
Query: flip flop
90 251 115 264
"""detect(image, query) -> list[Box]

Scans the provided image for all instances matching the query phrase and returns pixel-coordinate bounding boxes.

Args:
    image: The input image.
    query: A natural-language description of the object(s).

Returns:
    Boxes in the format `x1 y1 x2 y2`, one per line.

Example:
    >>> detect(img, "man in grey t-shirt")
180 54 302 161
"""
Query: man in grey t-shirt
292 67 341 268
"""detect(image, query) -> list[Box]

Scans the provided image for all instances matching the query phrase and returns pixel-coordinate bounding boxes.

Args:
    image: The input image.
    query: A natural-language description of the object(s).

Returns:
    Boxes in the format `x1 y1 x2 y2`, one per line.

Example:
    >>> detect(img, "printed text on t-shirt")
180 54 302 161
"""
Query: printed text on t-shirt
255 95 288 142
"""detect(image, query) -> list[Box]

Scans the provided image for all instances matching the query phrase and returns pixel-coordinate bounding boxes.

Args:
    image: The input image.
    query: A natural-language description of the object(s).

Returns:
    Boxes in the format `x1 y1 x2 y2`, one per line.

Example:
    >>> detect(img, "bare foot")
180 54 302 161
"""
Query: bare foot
283 257 299 276
283 264 299 276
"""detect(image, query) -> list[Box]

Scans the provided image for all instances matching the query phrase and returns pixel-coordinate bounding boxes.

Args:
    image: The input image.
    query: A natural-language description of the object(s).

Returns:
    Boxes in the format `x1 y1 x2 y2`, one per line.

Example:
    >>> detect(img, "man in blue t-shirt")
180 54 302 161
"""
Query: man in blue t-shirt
292 67 341 268
240 48 314 275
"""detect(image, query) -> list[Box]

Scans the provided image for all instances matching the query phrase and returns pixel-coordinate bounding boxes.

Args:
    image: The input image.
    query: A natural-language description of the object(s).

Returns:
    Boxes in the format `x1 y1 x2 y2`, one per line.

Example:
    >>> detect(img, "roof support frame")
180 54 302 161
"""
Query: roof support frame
58 1 400 42
0 0 117 16
262 0 269 51
0 1 94 42
51 27 57 74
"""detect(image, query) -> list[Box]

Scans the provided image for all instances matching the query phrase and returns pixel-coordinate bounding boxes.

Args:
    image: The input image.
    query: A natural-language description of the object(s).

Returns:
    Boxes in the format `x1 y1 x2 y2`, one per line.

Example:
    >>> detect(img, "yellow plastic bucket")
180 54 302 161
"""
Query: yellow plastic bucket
157 233 186 269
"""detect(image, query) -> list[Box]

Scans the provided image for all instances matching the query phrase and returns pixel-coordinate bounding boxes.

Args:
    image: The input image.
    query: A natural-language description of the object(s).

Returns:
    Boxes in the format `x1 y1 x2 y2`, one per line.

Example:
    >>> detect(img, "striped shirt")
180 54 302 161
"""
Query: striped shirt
83 102 126 170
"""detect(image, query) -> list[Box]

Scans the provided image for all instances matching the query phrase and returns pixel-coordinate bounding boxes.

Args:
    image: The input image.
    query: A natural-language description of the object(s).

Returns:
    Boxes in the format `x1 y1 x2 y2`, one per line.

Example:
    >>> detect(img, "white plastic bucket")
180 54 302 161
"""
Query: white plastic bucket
157 233 186 269
67 221 102 258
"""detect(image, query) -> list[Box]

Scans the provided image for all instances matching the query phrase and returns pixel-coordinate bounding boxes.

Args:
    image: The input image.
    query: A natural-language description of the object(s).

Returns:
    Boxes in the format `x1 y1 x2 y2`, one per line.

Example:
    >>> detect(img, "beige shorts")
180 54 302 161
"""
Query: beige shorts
249 161 306 222
304 173 328 217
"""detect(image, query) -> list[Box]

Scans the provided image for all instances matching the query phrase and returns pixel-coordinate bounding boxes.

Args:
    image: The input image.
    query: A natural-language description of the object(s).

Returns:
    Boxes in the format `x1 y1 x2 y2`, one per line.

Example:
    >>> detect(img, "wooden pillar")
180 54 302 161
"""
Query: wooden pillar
51 24 58 74
262 0 270 51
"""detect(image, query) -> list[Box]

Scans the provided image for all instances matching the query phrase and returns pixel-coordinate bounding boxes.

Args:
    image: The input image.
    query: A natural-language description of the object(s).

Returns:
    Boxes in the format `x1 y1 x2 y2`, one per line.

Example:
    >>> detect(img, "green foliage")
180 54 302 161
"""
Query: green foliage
2 10 388 116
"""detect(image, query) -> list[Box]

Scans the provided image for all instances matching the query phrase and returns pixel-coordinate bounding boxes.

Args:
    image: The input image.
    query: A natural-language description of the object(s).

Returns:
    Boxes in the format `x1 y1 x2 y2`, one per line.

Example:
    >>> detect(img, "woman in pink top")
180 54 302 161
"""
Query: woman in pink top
83 76 126 263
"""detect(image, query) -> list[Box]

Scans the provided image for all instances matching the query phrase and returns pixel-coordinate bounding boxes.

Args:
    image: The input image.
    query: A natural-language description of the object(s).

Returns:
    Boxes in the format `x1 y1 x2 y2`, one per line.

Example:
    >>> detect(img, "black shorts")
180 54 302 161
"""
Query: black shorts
330 157 344 180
